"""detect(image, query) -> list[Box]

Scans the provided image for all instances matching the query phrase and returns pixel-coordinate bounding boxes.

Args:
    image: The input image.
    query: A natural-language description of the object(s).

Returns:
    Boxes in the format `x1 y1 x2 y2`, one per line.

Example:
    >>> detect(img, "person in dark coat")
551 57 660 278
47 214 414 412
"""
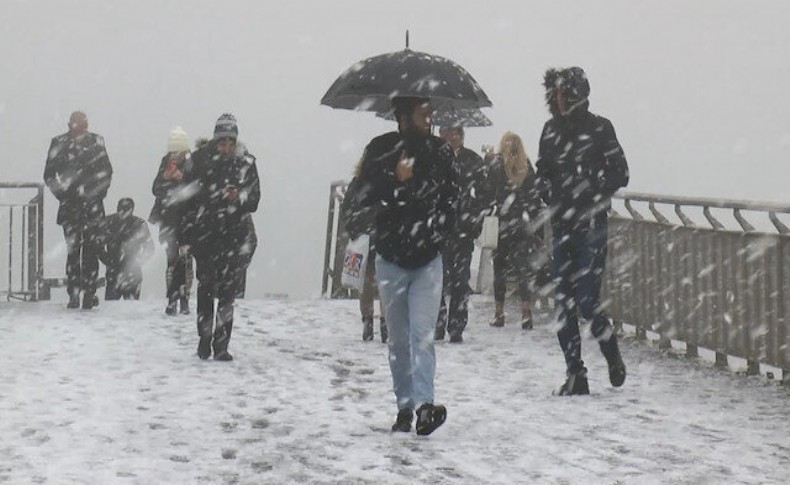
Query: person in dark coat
233 213 257 299
488 131 544 330
100 198 154 300
340 159 386 343
149 126 194 315
43 111 113 309
535 67 630 395
434 126 489 343
352 96 457 435
180 114 260 361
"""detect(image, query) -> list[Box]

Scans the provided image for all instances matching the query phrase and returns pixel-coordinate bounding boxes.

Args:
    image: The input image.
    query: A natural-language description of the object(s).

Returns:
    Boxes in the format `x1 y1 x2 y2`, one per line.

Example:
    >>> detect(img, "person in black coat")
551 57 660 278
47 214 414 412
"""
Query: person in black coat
353 96 457 435
434 126 489 343
43 111 113 310
536 67 630 395
180 114 260 361
149 126 194 315
100 198 154 300
488 131 544 330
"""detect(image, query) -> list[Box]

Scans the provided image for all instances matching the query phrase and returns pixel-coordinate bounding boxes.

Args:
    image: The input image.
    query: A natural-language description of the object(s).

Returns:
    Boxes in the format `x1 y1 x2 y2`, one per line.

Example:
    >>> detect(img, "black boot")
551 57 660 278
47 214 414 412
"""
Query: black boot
67 292 80 309
391 408 413 433
555 365 590 396
415 403 447 436
380 318 388 343
165 299 178 316
362 316 374 342
179 296 190 315
449 332 463 344
82 292 96 310
434 325 446 341
600 335 626 387
197 335 212 360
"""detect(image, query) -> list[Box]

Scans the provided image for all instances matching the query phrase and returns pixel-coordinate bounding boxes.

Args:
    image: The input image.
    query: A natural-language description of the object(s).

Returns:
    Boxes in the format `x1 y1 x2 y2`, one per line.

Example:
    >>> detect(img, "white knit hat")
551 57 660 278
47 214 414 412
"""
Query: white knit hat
167 126 190 153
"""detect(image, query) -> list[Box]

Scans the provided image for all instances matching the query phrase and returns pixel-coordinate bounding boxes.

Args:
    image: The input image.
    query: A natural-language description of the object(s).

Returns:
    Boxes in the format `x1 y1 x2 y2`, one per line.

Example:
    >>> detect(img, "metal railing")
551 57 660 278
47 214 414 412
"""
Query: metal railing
604 191 790 382
1 183 45 301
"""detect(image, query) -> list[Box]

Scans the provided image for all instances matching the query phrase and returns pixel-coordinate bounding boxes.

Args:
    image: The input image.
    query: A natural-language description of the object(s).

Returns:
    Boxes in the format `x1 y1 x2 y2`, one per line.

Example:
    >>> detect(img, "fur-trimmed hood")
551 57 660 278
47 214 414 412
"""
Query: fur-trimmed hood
543 67 590 117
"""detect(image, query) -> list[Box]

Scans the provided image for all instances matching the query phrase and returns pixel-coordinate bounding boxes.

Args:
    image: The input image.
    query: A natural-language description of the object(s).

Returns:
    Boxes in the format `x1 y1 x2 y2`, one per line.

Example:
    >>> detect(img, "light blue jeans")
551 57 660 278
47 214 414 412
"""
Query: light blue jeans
376 254 443 411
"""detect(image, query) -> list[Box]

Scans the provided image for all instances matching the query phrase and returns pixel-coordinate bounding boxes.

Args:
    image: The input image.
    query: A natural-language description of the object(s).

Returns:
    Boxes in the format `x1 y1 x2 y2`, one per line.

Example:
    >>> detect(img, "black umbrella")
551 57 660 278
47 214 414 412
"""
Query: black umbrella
376 105 492 127
321 46 492 113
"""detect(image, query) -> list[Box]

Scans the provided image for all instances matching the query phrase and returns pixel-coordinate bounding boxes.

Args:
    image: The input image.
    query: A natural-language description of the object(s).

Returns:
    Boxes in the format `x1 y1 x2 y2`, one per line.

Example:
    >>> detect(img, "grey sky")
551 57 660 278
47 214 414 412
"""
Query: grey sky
1 0 788 298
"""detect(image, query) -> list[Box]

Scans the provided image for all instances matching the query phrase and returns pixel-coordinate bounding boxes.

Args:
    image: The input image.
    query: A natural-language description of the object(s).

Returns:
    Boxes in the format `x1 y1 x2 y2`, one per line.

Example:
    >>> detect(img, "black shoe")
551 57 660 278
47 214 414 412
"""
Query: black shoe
380 318 388 343
600 336 626 387
434 326 446 341
67 295 80 309
362 317 374 342
391 408 413 433
449 333 463 344
165 301 178 316
214 351 233 362
197 336 212 360
82 294 95 310
521 317 533 330
489 315 505 327
415 403 447 436
179 297 190 315
555 367 590 396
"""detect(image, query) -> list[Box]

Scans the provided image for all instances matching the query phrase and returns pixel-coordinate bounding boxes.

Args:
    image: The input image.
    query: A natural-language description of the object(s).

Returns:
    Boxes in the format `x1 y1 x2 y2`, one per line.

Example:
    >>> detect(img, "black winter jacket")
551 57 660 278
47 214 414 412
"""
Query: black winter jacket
148 152 192 234
355 131 458 269
536 108 629 232
488 155 543 240
43 132 113 227
452 146 489 239
179 141 261 257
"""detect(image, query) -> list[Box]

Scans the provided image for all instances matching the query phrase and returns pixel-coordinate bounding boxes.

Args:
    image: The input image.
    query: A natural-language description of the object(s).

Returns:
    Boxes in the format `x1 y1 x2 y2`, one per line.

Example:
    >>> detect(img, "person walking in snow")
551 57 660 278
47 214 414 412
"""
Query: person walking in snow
535 67 629 395
43 111 113 310
180 114 260 361
351 96 457 435
100 198 154 300
434 125 489 343
487 131 544 331
149 126 195 315
340 158 387 343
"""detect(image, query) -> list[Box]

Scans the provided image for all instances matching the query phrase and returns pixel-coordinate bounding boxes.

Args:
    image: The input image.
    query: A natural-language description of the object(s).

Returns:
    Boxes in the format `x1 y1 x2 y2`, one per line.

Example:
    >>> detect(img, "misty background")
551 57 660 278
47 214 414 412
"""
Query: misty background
1 0 788 299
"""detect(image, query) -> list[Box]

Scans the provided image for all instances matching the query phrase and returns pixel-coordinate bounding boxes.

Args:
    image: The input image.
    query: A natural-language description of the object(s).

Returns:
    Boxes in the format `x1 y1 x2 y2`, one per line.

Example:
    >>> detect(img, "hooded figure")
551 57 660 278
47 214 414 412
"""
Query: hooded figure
43 111 113 309
100 198 154 300
179 114 261 361
536 67 629 396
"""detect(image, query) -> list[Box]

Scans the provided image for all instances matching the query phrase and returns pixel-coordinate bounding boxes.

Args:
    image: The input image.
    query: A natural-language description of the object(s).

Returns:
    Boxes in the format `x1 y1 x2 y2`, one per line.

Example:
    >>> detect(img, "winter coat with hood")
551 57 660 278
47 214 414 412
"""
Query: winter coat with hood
354 131 459 269
535 67 629 233
488 154 543 241
43 132 113 227
179 140 261 258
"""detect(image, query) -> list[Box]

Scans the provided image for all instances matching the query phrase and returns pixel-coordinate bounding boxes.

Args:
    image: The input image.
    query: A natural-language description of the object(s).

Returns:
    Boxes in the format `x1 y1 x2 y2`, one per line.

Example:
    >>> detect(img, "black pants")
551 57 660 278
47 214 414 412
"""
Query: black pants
63 224 99 298
553 217 612 372
163 231 191 303
437 237 474 337
195 253 239 354
493 232 532 302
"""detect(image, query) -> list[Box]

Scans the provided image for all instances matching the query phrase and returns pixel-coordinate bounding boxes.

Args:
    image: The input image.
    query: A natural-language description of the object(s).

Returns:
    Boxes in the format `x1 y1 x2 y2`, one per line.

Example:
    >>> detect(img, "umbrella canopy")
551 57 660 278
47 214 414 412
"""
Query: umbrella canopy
320 48 492 113
376 106 492 127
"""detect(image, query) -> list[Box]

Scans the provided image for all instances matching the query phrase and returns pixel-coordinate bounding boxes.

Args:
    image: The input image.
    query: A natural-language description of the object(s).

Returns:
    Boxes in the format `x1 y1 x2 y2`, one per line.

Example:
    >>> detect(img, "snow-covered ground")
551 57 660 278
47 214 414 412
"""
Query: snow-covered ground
1 296 788 484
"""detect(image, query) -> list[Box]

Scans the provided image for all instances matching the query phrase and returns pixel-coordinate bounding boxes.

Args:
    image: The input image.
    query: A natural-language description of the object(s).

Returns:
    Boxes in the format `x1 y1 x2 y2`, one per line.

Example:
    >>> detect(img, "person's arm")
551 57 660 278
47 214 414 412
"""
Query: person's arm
43 137 69 201
236 155 261 213
437 144 459 238
534 123 554 206
597 118 629 196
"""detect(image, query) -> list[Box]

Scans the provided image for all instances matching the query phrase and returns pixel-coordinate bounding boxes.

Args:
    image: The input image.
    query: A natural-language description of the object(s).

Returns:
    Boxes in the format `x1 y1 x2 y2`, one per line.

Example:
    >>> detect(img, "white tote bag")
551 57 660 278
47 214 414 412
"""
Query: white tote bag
341 235 370 291
475 216 499 250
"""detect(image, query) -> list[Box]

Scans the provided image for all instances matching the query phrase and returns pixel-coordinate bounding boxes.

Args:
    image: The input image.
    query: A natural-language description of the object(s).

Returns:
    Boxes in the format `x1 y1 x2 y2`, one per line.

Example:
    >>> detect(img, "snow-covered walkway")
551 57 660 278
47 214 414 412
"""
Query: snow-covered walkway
1 297 788 484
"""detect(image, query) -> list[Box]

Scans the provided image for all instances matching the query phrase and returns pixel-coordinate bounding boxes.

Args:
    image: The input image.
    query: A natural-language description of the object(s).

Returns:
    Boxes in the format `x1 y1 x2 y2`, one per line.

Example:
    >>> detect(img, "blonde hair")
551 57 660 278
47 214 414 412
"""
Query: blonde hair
498 131 533 186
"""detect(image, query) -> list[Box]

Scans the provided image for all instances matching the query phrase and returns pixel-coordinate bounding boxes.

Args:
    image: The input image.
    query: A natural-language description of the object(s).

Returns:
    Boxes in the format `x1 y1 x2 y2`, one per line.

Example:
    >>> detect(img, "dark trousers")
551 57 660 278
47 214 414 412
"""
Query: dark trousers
63 224 99 298
493 233 531 302
552 217 612 371
437 237 474 337
195 254 238 354
163 233 191 303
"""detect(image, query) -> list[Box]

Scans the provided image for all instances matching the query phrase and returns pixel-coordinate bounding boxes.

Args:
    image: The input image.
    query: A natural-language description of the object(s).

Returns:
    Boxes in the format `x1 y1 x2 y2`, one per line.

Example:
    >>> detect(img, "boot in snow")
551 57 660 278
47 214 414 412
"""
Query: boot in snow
197 336 212 360
434 325 446 341
415 403 447 436
380 318 388 343
521 300 533 330
165 300 178 316
555 366 590 396
362 316 374 342
490 300 505 327
179 296 190 315
391 408 413 433
67 294 80 309
600 335 626 387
